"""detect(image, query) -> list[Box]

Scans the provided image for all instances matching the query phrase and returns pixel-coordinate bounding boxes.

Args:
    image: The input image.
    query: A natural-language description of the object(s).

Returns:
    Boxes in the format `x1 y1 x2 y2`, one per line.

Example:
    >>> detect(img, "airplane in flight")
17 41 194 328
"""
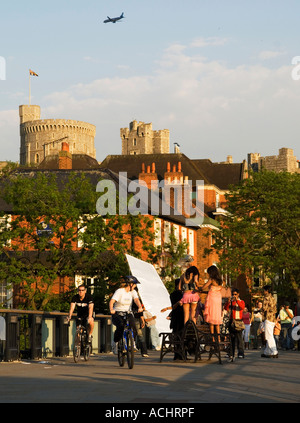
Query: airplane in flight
103 13 125 24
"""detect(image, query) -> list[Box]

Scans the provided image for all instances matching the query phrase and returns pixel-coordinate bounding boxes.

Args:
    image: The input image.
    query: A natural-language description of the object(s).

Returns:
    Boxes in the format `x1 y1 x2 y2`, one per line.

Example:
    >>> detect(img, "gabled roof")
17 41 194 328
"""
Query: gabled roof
100 154 245 190
100 153 211 185
191 159 245 190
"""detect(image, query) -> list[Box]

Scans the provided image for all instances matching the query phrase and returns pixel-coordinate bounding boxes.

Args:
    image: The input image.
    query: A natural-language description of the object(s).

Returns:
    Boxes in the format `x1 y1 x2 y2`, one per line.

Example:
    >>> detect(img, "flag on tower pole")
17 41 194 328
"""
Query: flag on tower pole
29 69 39 105
29 69 39 77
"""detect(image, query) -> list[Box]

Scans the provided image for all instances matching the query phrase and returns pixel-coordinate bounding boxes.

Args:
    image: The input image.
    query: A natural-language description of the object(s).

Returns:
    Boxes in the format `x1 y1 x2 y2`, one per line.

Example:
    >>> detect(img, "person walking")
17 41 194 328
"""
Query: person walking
242 306 251 350
261 285 278 358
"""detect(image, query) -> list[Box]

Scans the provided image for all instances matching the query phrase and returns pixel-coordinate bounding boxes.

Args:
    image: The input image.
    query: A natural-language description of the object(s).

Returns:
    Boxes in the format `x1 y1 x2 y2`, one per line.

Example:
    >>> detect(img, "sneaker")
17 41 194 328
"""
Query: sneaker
112 342 118 355
142 354 149 358
155 346 161 351
238 354 244 359
227 356 234 362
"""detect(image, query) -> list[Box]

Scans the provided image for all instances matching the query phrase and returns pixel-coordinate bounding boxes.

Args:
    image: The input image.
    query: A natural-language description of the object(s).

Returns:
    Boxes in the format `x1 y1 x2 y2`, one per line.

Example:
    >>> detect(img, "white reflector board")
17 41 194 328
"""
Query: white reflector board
126 254 171 335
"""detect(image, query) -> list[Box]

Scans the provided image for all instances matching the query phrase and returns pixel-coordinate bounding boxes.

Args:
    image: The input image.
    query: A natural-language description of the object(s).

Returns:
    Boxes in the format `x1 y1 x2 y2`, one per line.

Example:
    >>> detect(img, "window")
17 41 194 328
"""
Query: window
0 281 12 308
181 227 187 243
154 219 162 247
188 230 194 256
173 224 179 242
164 221 171 244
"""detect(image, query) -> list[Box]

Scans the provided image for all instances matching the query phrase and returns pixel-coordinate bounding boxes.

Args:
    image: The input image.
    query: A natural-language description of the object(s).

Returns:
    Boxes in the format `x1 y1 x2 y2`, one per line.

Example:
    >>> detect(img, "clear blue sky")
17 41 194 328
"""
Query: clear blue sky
1 0 300 163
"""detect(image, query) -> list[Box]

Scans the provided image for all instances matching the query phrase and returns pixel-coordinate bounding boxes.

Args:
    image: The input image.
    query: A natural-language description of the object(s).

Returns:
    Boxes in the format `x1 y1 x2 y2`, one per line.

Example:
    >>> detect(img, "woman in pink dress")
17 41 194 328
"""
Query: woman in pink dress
202 265 230 341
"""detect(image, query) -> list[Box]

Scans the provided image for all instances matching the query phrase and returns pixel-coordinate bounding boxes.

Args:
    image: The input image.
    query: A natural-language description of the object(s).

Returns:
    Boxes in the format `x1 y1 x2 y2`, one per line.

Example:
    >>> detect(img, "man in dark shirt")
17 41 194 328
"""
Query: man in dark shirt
67 284 94 342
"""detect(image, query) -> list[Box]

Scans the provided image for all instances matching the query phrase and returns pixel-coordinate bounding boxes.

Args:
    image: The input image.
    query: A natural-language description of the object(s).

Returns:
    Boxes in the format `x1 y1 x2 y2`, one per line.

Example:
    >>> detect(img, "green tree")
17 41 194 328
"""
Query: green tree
0 171 111 310
153 226 188 293
206 170 300 300
0 168 167 312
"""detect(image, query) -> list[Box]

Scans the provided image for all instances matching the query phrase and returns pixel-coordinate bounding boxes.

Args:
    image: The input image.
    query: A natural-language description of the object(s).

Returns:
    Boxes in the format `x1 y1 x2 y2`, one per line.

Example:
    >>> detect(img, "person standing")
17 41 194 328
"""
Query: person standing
261 285 278 358
279 301 294 350
179 266 201 324
132 300 149 358
242 306 251 350
225 288 245 360
202 265 230 342
143 308 161 351
251 301 263 349
274 315 281 350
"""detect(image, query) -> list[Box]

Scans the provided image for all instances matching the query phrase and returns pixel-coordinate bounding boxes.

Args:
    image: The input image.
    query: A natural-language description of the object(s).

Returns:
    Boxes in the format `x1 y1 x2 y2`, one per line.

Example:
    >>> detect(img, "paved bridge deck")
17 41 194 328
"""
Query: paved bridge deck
1 349 299 404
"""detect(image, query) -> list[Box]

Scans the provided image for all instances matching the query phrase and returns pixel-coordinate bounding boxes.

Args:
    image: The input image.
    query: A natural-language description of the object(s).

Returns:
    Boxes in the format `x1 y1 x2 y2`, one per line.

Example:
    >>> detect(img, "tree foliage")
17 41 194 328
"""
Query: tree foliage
206 170 300 299
0 169 158 311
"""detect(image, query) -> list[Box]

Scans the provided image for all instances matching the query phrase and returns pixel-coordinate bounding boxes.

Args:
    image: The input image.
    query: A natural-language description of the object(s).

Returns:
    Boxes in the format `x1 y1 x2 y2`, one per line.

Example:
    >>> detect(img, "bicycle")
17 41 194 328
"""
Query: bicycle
73 318 92 363
117 312 135 369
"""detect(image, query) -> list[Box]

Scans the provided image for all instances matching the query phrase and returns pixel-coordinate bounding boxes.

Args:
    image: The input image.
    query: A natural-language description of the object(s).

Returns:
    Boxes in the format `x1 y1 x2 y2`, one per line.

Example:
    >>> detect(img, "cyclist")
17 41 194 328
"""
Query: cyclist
109 275 143 353
67 284 95 343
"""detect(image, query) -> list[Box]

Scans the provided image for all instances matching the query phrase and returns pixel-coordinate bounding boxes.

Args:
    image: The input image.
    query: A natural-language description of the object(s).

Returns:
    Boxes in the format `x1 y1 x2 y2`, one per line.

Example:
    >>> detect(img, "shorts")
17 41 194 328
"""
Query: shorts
182 291 199 304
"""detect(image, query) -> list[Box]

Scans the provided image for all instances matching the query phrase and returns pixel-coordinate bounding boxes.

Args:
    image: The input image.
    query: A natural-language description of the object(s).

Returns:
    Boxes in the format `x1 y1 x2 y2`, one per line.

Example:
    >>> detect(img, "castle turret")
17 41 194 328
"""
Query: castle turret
19 105 96 166
19 105 41 124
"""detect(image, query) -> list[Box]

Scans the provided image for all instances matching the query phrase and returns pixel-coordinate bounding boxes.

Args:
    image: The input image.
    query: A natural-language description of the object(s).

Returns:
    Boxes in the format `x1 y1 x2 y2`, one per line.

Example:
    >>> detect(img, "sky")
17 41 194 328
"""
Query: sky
0 0 300 164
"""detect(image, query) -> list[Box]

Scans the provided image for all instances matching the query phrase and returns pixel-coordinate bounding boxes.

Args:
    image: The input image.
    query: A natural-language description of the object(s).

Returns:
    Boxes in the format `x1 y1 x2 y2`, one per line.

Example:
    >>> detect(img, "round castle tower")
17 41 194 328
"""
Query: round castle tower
19 105 96 166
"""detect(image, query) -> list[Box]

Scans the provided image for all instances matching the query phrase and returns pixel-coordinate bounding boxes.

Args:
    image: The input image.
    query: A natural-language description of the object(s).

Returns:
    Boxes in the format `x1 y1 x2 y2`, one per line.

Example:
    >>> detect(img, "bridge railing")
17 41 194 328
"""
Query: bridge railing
0 309 112 361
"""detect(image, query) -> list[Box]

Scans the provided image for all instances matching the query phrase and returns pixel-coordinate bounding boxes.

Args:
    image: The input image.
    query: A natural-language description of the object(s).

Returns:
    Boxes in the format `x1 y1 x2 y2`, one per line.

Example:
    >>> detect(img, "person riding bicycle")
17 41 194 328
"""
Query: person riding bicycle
109 275 143 353
67 284 95 343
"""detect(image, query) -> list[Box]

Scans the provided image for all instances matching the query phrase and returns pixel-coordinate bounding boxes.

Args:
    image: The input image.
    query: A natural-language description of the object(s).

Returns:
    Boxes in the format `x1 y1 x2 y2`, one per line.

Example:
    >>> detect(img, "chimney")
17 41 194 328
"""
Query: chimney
139 162 158 190
59 142 72 169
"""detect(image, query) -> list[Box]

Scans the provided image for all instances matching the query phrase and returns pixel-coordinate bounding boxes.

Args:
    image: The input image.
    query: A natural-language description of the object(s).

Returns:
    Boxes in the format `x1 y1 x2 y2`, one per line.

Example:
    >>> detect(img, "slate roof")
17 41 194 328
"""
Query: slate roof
38 154 99 170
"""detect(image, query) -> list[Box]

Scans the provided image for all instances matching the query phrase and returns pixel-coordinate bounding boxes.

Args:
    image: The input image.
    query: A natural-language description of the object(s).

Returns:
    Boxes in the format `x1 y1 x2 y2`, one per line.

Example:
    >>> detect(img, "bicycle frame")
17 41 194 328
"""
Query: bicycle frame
73 318 91 363
117 313 135 369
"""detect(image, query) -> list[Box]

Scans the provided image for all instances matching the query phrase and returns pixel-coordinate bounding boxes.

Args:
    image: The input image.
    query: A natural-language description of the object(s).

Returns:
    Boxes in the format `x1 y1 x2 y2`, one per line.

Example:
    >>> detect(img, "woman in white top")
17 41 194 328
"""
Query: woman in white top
109 275 143 347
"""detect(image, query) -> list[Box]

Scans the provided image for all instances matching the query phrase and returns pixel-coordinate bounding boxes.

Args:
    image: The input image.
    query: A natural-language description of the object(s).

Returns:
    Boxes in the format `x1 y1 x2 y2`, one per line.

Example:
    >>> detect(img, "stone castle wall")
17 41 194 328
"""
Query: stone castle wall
121 120 170 155
19 105 96 165
248 148 300 173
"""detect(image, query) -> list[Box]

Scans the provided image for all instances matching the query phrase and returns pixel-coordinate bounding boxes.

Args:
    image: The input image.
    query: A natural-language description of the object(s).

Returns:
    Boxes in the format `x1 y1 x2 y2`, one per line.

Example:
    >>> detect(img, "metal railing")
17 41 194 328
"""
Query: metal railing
0 309 112 362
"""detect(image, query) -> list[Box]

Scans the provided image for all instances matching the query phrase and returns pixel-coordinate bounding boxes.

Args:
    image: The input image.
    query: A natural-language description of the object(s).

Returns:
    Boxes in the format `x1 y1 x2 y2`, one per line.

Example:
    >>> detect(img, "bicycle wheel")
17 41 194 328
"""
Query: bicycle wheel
126 330 134 369
83 337 91 362
118 337 125 367
73 332 81 363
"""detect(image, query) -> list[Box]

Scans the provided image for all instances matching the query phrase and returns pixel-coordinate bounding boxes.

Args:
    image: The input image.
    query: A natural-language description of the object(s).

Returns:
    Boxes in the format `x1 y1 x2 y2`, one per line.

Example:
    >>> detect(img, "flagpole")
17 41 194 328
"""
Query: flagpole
29 70 31 105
